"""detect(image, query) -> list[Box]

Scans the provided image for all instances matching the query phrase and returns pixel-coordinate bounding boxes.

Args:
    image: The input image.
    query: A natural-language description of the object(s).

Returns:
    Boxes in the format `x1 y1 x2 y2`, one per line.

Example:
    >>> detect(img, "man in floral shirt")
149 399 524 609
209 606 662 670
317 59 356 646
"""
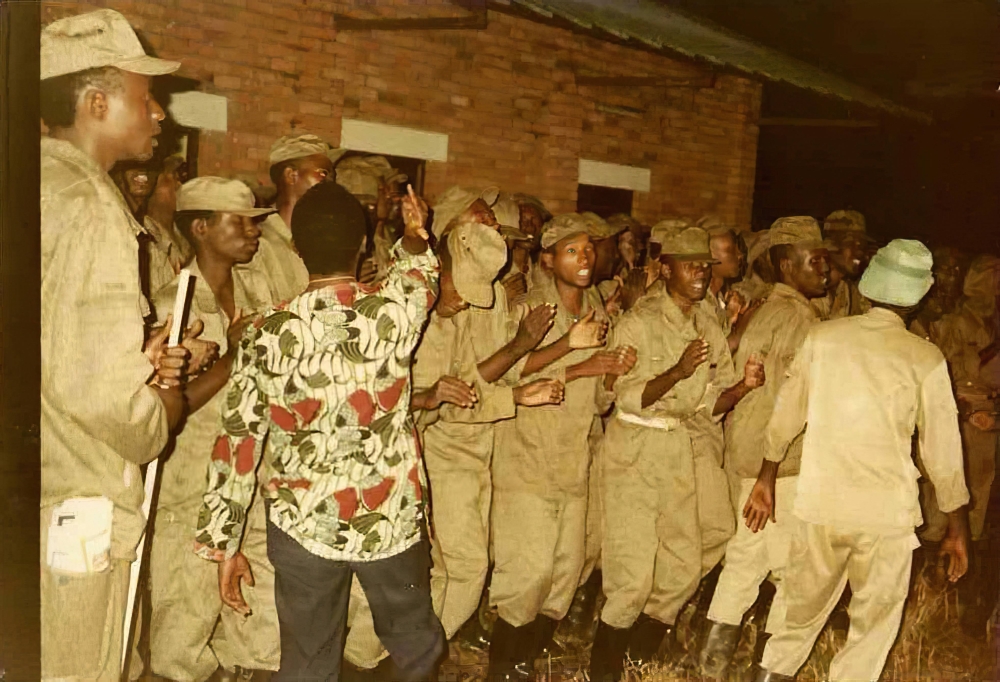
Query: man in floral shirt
194 181 444 680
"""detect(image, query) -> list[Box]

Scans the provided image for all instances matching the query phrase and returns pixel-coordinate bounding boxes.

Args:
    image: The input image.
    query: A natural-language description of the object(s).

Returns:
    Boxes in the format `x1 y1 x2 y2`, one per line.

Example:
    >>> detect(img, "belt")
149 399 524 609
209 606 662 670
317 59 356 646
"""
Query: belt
615 410 680 432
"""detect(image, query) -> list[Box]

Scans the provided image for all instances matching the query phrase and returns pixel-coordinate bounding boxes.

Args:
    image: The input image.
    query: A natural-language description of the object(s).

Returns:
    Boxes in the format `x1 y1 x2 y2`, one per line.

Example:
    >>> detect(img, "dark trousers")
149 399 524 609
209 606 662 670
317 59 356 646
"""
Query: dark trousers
266 519 445 681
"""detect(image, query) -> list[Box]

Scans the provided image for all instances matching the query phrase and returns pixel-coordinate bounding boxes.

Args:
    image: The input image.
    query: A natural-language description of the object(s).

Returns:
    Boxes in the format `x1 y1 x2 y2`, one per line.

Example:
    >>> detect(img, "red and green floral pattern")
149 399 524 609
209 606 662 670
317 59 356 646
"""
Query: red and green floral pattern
194 243 439 563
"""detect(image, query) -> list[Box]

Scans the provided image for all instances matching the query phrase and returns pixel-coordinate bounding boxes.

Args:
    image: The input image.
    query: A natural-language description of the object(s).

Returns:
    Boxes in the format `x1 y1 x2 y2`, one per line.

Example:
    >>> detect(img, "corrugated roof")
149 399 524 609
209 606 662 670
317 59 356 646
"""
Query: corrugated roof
496 0 931 123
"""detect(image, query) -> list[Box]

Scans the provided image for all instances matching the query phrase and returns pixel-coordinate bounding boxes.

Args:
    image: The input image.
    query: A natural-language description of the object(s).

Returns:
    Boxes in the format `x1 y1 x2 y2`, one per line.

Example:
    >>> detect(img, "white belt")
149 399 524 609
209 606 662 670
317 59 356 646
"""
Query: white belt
615 410 680 432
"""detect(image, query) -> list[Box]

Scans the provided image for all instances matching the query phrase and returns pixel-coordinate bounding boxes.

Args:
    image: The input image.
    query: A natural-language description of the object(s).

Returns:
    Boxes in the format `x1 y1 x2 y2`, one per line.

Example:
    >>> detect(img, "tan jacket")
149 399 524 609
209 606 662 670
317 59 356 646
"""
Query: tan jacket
245 213 310 305
412 283 519 460
153 262 274 525
767 308 969 533
811 278 870 320
493 276 611 496
144 215 192 305
724 284 817 479
41 137 168 560
932 306 997 405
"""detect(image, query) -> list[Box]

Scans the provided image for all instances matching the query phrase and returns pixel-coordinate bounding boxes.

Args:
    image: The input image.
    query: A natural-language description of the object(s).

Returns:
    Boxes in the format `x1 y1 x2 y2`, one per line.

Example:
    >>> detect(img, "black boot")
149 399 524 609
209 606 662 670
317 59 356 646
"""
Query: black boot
753 632 771 667
456 612 491 652
533 615 563 658
590 620 631 682
690 563 724 643
627 613 671 664
698 620 741 679
559 571 602 645
487 618 535 681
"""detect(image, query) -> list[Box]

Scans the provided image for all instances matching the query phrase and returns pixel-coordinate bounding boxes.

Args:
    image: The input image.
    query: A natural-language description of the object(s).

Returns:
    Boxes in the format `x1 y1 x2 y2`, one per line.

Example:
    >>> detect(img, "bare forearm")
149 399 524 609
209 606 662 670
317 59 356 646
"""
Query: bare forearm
756 459 779 486
713 380 752 416
184 354 235 414
478 338 532 384
410 388 436 411
522 334 571 377
946 508 969 539
641 367 682 408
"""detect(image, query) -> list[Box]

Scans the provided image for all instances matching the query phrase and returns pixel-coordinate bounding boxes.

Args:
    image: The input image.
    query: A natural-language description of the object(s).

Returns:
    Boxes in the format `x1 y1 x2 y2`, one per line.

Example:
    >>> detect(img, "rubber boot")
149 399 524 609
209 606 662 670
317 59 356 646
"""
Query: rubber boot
559 570 602 646
698 620 741 679
690 563 723 644
487 618 534 681
456 612 492 652
627 613 671 665
589 620 631 682
753 668 795 682
533 614 563 659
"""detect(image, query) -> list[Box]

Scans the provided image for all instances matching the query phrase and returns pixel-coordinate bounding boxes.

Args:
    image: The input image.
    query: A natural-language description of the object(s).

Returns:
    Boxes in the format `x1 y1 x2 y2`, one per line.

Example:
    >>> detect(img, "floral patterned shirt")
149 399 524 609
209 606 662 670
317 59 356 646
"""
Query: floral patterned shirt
194 241 439 563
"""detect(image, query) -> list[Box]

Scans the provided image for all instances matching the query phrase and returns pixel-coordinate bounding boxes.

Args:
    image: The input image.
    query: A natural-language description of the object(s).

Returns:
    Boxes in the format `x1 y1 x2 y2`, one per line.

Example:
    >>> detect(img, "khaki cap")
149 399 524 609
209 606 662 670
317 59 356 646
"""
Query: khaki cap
582 212 625 240
858 239 933 307
660 227 719 262
334 155 407 205
649 218 692 246
769 216 825 249
744 229 772 267
41 9 181 81
449 222 508 308
607 213 642 233
431 185 500 239
499 225 533 242
176 177 275 217
823 209 868 234
491 195 522 232
269 134 346 166
540 213 590 250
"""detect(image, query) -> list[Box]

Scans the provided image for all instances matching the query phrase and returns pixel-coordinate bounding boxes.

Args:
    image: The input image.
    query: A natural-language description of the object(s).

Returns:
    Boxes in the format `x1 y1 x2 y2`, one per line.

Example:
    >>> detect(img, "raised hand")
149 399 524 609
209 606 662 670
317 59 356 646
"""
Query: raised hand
673 338 709 379
503 272 528 304
219 551 254 616
431 376 478 409
401 184 430 242
514 378 565 406
568 310 608 349
743 353 766 389
514 303 556 352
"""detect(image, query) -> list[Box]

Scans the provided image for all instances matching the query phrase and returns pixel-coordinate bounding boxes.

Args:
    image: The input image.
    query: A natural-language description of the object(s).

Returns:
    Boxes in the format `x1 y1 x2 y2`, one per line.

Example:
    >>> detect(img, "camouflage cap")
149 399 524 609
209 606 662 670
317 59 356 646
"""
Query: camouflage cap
41 9 180 80
823 209 867 234
660 227 719 262
582 212 625 240
335 155 407 205
176 177 275 217
607 213 642 233
540 213 590 250
769 216 825 249
649 218 692 246
269 134 347 166
431 185 500 239
448 222 508 308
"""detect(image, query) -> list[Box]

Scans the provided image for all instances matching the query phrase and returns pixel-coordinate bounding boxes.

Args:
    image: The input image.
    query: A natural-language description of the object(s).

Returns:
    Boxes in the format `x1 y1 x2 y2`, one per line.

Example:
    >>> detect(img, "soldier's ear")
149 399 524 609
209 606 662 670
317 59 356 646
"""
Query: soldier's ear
540 252 555 271
282 164 298 187
659 260 671 281
83 88 109 122
190 216 211 241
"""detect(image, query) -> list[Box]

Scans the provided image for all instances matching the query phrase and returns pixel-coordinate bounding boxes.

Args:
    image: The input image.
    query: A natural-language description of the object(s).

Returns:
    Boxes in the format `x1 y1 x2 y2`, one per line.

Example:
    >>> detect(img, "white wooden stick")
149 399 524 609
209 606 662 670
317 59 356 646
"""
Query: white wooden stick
122 269 193 675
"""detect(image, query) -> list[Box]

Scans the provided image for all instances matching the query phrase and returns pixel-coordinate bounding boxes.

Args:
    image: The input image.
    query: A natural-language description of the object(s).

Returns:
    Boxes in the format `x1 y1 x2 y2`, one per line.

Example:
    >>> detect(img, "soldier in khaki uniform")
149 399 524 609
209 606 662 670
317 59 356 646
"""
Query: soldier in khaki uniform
148 178 280 681
144 155 194 302
251 134 344 304
747 240 970 682
590 227 764 681
698 218 831 678
488 215 636 678
812 210 873 320
38 10 191 681
413 221 562 642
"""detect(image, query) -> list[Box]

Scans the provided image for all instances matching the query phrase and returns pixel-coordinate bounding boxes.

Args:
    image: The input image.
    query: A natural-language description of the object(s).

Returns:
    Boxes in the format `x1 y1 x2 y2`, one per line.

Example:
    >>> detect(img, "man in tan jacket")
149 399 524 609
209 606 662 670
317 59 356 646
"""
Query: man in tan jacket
746 239 969 682
812 210 872 320
39 10 191 680
698 217 830 678
149 178 279 681
489 215 636 679
590 227 764 681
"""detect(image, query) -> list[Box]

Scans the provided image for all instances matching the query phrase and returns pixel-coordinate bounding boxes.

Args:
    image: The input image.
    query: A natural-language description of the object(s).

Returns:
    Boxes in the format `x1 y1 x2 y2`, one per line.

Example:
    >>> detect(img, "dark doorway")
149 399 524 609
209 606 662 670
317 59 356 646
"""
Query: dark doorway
577 184 633 218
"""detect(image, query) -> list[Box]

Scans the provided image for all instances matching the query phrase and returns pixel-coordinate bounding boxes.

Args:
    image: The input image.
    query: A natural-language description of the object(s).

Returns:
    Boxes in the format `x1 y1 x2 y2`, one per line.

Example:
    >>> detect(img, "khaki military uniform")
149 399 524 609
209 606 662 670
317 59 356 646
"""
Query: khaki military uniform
810 278 870 320
731 271 773 305
245 213 310 305
707 284 817 633
491 277 611 627
41 136 170 680
149 263 279 679
412 283 520 638
600 286 736 629
144 215 192 303
932 305 997 541
761 309 968 681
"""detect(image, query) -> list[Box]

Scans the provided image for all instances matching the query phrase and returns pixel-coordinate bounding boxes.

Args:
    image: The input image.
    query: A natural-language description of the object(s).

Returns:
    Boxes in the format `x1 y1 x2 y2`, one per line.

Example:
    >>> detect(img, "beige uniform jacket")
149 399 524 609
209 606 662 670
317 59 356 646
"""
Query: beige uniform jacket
144 215 192 304
246 213 310 305
412 283 519 444
41 137 169 560
766 308 969 533
810 278 870 320
153 262 274 525
724 284 818 479
493 277 611 497
933 307 997 401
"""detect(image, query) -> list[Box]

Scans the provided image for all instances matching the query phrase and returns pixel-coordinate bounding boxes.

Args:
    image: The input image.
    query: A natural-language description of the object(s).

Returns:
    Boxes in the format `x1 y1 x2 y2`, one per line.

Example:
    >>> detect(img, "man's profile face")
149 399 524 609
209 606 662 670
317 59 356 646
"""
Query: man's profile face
664 257 711 303
932 251 964 302
123 167 157 201
788 245 831 299
461 198 498 228
103 71 166 162
289 154 334 197
592 235 621 283
710 232 744 281
830 231 868 278
202 212 262 266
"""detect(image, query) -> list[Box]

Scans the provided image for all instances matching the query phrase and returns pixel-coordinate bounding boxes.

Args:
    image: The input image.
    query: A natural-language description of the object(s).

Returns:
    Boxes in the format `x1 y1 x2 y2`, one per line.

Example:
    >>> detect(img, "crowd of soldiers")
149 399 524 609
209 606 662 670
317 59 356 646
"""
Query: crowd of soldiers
39 9 997 682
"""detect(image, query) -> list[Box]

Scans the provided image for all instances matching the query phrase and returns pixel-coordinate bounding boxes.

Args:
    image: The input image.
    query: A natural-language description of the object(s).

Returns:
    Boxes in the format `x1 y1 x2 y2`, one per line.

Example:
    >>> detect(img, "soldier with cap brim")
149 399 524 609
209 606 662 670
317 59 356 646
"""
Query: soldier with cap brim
409 221 564 650
697 217 831 679
149 178 280 681
590 227 764 681
38 9 198 680
745 239 970 682
812 209 874 320
488 214 636 678
253 133 345 304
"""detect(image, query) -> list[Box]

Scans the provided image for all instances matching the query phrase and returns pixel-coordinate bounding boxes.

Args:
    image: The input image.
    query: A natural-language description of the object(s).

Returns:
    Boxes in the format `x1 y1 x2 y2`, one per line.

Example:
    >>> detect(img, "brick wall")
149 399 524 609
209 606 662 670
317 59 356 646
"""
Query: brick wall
42 1 762 227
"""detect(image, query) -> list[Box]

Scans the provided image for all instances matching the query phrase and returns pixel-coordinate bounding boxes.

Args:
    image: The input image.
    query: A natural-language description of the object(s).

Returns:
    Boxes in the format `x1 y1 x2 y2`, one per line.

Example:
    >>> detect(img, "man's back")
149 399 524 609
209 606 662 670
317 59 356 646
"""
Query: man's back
769 308 967 533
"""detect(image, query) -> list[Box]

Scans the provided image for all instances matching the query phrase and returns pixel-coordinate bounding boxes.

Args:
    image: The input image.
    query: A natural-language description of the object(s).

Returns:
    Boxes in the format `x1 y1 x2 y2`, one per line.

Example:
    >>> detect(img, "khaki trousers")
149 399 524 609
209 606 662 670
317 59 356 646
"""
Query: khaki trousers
600 421 733 629
149 498 279 680
41 505 130 682
580 418 605 584
963 422 997 541
708 477 798 633
761 516 917 681
424 443 493 639
490 488 587 627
